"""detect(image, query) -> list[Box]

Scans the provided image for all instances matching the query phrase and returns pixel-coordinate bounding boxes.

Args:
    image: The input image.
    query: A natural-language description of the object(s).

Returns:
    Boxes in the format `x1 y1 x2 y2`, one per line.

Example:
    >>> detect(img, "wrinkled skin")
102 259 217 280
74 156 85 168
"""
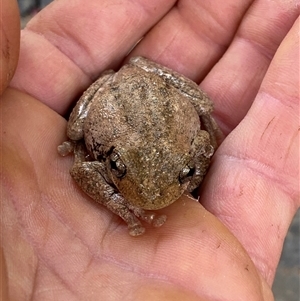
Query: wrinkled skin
1 0 299 300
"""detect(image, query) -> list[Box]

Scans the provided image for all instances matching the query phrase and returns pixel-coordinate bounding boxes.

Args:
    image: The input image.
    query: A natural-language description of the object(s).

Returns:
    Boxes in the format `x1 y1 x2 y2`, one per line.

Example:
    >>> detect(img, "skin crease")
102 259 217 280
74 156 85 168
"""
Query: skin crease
1 0 299 300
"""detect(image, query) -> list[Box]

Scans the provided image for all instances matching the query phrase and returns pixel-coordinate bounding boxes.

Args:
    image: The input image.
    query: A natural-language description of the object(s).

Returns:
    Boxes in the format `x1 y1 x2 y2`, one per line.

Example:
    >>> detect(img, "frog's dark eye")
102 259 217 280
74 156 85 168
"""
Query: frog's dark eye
179 166 195 184
110 152 126 178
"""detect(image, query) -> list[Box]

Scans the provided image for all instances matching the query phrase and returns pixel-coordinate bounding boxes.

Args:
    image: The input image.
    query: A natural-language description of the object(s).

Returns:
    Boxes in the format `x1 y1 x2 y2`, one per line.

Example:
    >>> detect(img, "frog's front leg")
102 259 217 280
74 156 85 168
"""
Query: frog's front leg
70 143 166 236
187 131 214 192
67 70 115 141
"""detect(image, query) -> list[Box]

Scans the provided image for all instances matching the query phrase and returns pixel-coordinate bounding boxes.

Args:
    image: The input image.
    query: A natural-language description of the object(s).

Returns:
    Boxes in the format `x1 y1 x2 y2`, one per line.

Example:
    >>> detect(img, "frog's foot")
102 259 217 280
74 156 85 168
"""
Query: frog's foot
141 212 167 228
57 141 75 156
126 210 166 236
128 224 146 236
127 212 166 236
128 205 167 228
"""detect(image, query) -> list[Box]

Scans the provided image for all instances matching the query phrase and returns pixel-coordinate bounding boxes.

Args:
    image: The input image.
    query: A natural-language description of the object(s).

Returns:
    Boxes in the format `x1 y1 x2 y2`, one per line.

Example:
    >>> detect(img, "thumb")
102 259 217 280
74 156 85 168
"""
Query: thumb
0 0 20 95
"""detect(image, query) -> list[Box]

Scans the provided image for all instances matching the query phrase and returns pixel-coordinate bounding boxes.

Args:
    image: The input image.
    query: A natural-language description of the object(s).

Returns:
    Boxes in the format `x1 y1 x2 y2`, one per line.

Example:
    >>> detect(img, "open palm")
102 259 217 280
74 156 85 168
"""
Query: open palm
1 0 299 300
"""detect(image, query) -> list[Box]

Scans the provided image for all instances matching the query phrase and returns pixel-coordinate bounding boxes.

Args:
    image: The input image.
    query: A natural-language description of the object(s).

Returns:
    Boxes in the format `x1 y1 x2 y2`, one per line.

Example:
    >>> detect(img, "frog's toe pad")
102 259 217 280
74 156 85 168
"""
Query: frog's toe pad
128 224 146 236
58 141 74 156
152 214 167 228
138 211 167 228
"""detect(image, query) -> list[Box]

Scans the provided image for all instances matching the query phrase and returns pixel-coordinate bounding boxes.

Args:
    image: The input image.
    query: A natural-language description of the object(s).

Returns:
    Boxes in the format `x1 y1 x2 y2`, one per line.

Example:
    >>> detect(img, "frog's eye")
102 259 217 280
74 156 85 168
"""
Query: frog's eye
179 166 195 184
110 152 126 178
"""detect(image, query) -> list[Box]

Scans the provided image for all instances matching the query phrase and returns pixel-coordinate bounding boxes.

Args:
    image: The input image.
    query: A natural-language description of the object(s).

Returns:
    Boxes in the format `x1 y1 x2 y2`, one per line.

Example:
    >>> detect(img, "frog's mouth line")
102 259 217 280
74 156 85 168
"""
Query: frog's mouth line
113 173 188 211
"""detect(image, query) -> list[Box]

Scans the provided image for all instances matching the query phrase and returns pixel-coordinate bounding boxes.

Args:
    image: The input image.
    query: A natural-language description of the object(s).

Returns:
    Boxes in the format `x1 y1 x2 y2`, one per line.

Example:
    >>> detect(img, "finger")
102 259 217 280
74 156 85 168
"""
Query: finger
201 0 299 133
202 18 299 285
132 0 298 134
131 0 254 80
0 0 20 95
10 0 176 114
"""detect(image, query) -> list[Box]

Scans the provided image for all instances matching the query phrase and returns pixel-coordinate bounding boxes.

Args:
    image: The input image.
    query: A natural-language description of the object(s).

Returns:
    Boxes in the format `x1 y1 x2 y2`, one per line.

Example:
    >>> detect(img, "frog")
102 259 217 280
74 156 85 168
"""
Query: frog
58 56 221 236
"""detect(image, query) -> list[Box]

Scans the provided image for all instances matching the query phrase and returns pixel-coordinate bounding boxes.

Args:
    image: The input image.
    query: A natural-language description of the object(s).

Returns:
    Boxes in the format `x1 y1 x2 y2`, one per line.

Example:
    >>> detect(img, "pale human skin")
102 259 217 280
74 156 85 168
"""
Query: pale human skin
1 0 299 300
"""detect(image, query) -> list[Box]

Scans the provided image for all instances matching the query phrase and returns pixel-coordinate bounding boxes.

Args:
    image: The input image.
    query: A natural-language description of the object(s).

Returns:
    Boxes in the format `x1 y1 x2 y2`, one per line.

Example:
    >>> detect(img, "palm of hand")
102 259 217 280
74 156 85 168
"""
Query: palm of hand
2 1 299 300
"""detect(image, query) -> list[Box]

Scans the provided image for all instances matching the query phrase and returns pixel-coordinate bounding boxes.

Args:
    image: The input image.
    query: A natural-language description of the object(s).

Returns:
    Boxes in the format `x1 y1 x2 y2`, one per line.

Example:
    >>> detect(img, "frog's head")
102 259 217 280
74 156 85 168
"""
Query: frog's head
105 146 193 210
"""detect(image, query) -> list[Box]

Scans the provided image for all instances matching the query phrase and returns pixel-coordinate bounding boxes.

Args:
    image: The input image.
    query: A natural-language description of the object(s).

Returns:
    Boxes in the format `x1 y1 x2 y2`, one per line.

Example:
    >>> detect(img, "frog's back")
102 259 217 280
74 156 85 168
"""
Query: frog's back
84 65 199 156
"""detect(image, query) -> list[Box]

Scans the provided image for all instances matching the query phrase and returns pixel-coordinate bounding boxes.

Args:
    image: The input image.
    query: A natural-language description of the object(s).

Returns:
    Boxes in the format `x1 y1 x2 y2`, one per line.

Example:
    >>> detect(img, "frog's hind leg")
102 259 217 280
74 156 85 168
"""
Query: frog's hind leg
130 56 224 147
129 56 213 114
200 114 224 150
67 70 115 141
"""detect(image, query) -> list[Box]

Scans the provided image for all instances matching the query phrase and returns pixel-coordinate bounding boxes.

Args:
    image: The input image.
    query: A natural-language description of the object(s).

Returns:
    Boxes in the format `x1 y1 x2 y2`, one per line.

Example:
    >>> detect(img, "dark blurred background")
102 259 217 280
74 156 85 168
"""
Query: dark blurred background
18 0 51 16
16 1 300 300
18 0 52 27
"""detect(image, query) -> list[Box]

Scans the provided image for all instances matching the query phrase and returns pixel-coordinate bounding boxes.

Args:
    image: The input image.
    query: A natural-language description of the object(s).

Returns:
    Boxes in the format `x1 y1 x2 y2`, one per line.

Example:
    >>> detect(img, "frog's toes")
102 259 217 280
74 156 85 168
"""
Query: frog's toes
57 141 74 156
203 144 214 158
137 211 167 228
128 224 146 236
152 214 167 228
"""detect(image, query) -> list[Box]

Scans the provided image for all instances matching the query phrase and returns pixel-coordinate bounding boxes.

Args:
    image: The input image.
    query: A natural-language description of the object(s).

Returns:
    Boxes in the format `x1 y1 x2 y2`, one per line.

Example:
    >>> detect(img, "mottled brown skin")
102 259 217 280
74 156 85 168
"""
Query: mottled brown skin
58 57 220 236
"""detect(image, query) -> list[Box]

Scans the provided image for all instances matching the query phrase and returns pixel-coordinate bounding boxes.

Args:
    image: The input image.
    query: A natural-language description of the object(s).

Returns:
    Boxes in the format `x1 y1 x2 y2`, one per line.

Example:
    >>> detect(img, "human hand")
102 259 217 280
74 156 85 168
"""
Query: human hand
2 0 299 300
